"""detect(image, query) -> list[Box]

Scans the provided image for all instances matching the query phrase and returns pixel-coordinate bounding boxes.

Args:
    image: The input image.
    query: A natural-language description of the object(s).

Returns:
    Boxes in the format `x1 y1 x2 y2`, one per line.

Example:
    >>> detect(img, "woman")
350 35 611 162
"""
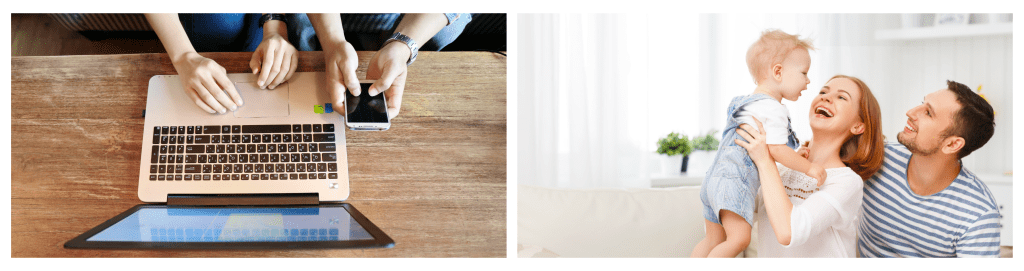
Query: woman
735 75 884 257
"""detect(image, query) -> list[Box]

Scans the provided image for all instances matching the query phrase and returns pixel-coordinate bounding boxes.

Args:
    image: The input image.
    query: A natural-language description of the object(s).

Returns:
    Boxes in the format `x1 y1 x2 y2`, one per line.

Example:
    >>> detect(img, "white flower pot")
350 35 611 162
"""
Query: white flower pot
687 150 718 177
660 154 683 176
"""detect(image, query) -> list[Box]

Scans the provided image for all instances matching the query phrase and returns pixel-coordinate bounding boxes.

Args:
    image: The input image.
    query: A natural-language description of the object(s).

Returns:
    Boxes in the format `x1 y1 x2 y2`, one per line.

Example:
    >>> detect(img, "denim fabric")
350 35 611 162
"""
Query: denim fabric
178 14 262 52
700 93 800 226
305 13 472 51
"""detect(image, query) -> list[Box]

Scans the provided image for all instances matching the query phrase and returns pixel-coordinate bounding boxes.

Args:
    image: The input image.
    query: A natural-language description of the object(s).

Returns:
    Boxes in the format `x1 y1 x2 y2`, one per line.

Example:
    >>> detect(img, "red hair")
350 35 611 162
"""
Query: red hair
830 75 884 180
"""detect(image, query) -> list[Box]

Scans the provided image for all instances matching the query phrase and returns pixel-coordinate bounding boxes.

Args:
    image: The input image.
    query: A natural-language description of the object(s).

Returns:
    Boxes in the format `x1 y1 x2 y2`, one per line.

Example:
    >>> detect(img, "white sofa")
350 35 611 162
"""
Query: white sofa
518 185 757 257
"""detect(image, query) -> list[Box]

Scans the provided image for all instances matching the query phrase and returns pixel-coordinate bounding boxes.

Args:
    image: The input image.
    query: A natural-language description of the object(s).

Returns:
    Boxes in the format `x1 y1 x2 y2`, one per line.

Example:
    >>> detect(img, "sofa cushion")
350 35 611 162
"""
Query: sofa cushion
518 185 706 257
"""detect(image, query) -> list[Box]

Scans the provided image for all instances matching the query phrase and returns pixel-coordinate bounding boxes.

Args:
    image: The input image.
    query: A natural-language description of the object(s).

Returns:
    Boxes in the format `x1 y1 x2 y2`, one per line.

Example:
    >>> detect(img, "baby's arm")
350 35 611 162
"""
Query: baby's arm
768 145 827 186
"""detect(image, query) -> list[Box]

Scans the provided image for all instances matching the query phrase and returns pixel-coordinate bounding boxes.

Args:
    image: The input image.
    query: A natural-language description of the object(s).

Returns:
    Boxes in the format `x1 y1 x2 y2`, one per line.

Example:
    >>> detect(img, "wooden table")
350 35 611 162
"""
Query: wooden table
11 51 507 257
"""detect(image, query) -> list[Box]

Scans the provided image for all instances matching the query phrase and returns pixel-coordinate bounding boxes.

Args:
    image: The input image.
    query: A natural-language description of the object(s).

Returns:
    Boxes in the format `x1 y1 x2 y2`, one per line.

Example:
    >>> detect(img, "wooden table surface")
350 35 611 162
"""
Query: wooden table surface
11 51 507 257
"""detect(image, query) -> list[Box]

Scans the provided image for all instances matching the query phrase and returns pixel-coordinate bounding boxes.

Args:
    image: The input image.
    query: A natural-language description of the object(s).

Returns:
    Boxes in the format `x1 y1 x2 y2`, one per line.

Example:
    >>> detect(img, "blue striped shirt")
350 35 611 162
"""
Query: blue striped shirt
858 143 1001 257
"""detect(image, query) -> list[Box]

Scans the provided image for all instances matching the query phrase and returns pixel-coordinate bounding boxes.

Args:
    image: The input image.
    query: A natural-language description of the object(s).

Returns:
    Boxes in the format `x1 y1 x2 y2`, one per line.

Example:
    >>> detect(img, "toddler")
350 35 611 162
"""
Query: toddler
690 29 826 258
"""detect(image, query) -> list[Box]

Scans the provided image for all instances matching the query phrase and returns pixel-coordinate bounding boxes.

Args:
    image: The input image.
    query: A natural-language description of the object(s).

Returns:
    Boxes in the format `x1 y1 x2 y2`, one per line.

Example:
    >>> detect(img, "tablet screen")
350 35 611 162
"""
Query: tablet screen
88 206 371 242
66 204 393 249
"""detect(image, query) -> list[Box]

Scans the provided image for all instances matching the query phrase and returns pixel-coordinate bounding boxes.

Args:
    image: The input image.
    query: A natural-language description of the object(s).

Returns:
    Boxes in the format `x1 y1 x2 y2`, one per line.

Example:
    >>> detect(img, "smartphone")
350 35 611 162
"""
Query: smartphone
345 81 391 131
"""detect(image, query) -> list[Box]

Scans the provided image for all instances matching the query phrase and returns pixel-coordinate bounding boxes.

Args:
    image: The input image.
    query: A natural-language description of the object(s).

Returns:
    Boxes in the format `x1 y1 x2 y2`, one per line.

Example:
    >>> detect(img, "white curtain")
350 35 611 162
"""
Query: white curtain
518 14 651 188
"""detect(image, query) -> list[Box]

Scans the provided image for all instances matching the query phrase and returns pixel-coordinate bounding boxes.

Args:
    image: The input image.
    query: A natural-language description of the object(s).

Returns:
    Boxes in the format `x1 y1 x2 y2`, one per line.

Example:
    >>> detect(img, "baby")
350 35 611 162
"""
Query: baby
690 29 826 258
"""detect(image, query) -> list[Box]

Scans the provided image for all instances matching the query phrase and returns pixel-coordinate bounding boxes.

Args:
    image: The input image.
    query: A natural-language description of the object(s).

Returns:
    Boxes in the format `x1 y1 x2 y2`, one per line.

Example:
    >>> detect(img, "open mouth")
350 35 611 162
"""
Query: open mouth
905 120 917 133
815 106 834 118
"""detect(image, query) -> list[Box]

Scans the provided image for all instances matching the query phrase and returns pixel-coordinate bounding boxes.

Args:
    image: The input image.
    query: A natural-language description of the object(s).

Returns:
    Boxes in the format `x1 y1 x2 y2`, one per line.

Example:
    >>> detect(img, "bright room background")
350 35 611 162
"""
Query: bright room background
518 13 1012 189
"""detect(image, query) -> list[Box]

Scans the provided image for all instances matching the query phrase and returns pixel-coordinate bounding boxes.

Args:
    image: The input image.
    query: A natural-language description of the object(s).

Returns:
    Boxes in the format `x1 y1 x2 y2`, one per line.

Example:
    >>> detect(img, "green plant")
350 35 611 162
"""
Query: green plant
656 132 692 156
691 131 720 151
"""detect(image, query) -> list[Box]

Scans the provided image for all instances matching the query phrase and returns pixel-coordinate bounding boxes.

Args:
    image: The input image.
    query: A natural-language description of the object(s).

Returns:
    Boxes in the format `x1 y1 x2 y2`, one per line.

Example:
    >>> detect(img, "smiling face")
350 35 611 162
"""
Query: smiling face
897 89 961 156
778 48 811 101
809 77 863 135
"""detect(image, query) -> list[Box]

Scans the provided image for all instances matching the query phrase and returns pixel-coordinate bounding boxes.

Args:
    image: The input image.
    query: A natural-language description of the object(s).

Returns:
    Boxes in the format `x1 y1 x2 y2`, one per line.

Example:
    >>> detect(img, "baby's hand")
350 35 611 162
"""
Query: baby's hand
797 140 811 159
808 163 827 186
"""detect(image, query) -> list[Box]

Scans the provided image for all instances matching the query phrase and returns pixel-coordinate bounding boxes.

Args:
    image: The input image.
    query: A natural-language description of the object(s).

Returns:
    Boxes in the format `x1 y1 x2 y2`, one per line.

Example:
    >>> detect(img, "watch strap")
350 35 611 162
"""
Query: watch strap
259 13 286 29
385 32 419 66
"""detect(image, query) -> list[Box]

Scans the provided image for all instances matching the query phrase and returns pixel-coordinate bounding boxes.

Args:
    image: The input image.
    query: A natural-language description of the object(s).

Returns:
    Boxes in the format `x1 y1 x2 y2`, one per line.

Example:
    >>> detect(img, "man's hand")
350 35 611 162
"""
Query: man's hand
173 52 243 114
321 39 361 116
366 41 409 120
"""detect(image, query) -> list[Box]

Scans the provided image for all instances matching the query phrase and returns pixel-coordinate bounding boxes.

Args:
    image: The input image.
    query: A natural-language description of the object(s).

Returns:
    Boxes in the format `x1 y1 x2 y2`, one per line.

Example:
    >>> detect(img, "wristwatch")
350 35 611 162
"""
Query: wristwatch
259 13 286 29
384 32 418 66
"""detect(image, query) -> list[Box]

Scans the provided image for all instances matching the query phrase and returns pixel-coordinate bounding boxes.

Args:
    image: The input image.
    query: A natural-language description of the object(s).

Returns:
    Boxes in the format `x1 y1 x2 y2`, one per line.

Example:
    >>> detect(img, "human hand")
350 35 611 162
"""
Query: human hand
249 32 298 90
735 117 772 164
366 41 410 120
797 140 811 159
321 39 361 116
171 52 243 114
808 163 828 186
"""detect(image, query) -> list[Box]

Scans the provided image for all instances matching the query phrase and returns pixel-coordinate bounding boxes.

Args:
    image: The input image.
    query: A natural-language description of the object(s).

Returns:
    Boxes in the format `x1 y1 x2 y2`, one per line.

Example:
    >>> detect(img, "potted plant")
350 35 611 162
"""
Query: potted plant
687 131 720 176
656 132 692 175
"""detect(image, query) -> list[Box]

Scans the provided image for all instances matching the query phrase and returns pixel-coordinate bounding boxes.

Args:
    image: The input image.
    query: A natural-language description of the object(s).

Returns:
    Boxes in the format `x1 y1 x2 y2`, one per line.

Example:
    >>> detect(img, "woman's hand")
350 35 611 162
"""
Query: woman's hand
249 32 298 90
321 39 361 115
734 117 772 165
366 41 409 120
172 52 243 114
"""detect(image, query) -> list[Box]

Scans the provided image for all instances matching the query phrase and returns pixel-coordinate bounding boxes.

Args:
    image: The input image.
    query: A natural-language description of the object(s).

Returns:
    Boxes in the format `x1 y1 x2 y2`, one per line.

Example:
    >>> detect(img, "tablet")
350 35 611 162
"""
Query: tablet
64 203 394 249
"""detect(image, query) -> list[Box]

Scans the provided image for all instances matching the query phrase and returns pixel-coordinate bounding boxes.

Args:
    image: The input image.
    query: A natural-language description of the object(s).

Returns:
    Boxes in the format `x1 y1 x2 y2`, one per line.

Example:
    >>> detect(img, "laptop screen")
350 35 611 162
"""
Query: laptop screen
87 205 373 242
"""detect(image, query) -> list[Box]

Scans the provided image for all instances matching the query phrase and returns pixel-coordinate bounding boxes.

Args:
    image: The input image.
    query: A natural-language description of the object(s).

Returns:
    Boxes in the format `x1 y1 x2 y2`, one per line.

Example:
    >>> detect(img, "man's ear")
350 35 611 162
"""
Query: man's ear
772 64 783 82
941 136 965 156
850 122 865 135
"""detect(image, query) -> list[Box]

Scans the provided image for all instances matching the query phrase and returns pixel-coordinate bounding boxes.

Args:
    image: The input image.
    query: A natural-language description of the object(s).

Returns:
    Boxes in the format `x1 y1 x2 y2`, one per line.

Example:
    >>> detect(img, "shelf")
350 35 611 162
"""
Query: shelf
875 23 1012 40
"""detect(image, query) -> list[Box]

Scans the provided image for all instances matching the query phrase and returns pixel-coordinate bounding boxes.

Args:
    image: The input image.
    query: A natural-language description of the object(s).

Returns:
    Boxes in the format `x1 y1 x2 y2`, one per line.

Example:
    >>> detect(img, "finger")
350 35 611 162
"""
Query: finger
214 71 244 107
370 60 404 96
267 44 287 89
249 49 262 75
259 43 277 88
326 60 347 108
192 80 227 113
341 58 361 99
268 50 290 89
284 53 298 83
734 138 750 149
751 116 766 136
185 87 216 114
384 71 406 119
200 75 237 112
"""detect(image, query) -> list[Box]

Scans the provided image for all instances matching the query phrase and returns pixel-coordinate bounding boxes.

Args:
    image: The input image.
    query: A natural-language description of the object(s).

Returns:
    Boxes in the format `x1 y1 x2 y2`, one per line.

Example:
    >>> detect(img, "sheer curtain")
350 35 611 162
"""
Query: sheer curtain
518 14 652 188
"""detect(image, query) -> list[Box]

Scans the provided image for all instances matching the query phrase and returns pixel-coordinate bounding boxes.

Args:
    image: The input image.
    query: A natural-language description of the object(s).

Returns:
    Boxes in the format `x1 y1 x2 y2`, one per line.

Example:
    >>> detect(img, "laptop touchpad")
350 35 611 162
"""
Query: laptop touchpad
232 81 290 118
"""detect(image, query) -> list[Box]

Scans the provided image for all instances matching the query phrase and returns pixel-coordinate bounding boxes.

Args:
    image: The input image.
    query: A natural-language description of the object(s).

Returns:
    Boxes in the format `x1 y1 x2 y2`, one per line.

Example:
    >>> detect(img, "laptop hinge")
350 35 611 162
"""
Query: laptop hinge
166 193 319 206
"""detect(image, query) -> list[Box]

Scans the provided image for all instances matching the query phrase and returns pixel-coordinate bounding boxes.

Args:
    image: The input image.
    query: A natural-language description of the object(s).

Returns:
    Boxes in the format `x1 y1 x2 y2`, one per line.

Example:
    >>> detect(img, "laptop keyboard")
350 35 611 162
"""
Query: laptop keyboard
148 124 338 182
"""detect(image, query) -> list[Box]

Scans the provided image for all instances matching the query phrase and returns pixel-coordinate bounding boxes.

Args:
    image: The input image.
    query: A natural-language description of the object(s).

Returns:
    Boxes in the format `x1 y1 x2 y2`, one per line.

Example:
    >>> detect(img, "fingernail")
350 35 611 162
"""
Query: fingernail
219 109 226 114
236 99 244 106
258 80 264 87
369 87 378 96
230 105 238 111
269 85 276 90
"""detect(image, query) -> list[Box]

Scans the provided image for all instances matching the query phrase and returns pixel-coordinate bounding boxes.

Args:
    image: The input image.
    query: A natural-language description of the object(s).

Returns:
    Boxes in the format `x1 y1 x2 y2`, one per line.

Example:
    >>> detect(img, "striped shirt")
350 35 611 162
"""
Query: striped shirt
858 143 1001 257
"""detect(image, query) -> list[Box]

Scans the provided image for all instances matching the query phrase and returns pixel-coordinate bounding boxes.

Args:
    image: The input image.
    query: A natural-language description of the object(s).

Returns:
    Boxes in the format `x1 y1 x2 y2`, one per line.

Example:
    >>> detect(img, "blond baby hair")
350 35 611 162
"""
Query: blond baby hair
746 29 815 84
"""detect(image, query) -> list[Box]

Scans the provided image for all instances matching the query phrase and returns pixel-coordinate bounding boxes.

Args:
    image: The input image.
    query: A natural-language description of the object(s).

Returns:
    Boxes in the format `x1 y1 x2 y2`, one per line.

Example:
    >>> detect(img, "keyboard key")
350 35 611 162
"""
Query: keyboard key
162 126 169 134
198 155 207 163
159 155 167 163
241 135 251 143
236 144 246 153
319 143 336 152
203 126 221 134
313 124 322 132
275 164 285 172
194 135 210 144
324 124 335 132
152 146 160 163
251 134 261 143
175 165 184 173
272 134 281 143
286 164 295 172
247 144 256 153
328 173 338 179
270 154 279 163
203 175 211 181
218 154 227 163
251 174 260 180
221 126 231 133
185 145 204 153
277 144 287 152
210 135 220 144
322 153 337 162
202 165 211 173
257 144 266 153
238 154 248 163
262 134 271 143
244 164 253 173
289 173 298 179
150 165 158 173
301 153 311 162
185 155 197 163
226 145 235 153
178 126 186 134
328 163 337 172
280 174 289 180
265 164 275 173
270 174 278 180
317 163 326 172
175 175 183 181
298 144 307 152
292 125 302 133
213 174 221 181
187 126 194 134
307 163 317 172
261 174 269 180
242 125 291 134
233 164 242 173
318 173 327 179
260 154 269 163
184 165 201 173
232 174 240 180
240 174 249 180
187 135 194 144
161 136 169 144
254 164 263 173
223 164 233 173
311 153 321 162
229 154 238 163
153 135 160 144
213 164 222 173
309 143 318 152
158 175 165 181
296 164 305 172
184 174 192 181
231 135 240 143
150 175 157 181
217 145 225 153
232 125 241 133
205 145 215 153
303 134 313 142
154 126 161 135
176 155 184 163
298 173 307 180
302 124 312 132
290 154 300 162
178 136 185 144
283 134 292 143
248 154 258 163
169 126 177 134
313 134 335 142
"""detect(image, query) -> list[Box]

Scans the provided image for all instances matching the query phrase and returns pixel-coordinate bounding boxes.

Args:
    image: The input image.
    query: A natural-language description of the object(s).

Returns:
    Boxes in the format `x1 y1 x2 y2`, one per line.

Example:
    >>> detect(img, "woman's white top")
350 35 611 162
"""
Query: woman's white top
755 164 864 257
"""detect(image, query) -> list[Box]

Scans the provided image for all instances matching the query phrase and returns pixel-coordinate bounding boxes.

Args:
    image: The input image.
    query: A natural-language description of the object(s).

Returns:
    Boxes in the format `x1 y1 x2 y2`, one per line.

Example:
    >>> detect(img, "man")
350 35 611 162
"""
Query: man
858 80 1001 257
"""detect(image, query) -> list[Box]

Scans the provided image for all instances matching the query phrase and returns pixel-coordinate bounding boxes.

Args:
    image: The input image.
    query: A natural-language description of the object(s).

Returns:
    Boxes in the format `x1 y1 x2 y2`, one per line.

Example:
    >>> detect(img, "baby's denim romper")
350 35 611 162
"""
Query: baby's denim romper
699 93 800 226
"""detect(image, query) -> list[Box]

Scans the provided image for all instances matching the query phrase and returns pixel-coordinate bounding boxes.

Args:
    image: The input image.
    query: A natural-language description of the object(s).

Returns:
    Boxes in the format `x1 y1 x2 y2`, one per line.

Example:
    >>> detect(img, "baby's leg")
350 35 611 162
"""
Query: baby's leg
690 218 725 257
706 210 751 257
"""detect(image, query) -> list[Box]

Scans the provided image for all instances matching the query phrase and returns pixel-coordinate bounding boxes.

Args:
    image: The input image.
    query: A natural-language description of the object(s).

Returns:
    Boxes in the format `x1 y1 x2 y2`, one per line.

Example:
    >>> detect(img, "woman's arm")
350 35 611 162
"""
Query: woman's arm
365 13 449 119
307 13 360 114
249 14 298 90
735 118 793 245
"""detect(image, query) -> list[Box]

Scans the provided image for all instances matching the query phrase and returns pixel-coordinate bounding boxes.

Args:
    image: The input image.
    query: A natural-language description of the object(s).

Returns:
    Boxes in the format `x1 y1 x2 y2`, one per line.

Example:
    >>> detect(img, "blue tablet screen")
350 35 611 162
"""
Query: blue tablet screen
87 206 374 242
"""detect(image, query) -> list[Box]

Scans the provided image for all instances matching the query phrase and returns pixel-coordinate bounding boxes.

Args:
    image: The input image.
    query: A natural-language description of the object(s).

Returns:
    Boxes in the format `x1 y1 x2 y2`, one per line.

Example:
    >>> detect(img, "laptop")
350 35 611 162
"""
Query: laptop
64 72 394 249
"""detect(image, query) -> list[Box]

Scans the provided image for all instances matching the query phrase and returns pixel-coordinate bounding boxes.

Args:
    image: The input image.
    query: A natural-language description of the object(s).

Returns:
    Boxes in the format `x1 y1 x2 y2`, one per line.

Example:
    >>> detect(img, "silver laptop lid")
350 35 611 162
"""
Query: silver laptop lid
139 72 349 202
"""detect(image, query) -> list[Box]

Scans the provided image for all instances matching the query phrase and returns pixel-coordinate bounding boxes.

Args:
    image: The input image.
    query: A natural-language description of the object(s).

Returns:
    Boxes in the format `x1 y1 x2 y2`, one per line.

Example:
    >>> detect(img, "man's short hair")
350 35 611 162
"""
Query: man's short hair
944 80 995 159
745 29 815 84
